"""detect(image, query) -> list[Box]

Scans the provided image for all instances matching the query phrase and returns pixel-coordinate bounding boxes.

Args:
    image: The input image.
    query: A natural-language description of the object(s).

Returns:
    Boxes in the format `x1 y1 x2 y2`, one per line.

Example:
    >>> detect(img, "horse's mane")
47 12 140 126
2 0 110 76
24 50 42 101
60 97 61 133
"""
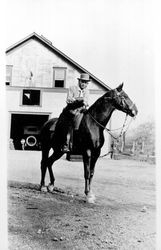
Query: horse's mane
87 89 112 113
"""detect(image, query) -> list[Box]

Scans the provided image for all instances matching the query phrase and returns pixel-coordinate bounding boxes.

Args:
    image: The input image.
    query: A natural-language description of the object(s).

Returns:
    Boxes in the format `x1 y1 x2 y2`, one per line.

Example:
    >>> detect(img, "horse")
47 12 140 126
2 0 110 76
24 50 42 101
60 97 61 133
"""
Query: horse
39 83 138 203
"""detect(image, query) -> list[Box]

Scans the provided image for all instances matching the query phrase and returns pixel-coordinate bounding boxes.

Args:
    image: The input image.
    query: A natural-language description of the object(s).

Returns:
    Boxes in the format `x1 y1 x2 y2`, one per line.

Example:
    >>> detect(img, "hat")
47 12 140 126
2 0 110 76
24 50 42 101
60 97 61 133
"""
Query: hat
78 73 90 82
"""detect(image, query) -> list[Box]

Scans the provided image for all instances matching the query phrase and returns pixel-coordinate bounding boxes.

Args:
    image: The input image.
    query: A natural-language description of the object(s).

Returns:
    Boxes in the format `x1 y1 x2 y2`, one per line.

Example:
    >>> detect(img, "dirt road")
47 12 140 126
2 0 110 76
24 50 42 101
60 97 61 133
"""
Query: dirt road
8 151 156 249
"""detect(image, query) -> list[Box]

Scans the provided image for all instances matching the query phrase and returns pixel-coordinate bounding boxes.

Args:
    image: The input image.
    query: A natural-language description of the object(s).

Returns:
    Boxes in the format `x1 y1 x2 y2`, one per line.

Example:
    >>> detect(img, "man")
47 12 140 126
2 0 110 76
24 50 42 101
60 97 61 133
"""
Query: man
61 73 90 152
66 73 90 107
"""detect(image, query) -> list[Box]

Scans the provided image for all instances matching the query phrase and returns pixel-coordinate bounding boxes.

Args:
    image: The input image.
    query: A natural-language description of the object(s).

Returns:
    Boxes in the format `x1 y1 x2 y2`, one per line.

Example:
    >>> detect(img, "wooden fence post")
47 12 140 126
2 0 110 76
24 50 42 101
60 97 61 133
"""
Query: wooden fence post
121 132 126 152
141 140 145 154
132 141 136 154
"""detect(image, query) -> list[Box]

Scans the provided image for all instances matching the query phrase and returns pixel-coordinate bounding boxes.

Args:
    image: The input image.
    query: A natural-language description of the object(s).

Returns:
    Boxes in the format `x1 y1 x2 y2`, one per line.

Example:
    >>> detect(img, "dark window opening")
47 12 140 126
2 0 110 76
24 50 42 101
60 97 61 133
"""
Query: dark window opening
22 90 40 106
55 80 64 88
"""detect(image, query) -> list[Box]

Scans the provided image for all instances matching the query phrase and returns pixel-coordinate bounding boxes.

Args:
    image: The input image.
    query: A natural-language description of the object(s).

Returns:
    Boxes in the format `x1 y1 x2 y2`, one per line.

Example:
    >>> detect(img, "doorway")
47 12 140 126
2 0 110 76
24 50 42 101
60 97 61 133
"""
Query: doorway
10 113 49 150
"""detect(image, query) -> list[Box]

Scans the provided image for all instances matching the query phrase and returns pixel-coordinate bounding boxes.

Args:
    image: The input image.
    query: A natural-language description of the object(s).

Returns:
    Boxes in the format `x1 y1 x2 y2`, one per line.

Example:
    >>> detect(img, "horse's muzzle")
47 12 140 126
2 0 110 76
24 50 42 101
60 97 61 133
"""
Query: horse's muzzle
130 103 138 117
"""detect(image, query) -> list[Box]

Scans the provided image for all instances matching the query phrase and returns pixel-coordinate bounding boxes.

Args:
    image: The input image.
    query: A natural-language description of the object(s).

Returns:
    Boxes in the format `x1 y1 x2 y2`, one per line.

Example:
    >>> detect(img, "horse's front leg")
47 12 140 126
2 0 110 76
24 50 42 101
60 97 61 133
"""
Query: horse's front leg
83 149 91 196
89 148 101 187
83 149 91 195
85 148 101 202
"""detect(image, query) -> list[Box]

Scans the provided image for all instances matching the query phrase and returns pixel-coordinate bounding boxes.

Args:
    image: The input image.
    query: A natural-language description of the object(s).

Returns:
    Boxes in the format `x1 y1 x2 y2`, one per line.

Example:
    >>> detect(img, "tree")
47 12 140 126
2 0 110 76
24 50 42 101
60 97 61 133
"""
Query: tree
125 120 155 155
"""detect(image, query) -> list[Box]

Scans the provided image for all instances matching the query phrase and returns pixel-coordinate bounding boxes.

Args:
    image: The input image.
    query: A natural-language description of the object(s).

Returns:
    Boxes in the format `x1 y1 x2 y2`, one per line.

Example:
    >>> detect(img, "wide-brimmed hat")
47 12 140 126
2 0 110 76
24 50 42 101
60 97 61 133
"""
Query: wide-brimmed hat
78 73 90 82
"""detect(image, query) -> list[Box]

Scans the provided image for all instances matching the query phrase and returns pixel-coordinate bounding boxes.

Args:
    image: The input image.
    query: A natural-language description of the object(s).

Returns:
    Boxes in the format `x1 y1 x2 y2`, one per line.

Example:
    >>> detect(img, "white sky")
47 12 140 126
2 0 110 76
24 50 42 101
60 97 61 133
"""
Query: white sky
5 0 156 128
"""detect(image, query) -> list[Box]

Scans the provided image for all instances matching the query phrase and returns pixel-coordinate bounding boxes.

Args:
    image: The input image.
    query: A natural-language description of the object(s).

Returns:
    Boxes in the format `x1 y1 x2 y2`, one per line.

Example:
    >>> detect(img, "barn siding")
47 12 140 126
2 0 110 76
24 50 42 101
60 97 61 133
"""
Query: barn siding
6 39 104 90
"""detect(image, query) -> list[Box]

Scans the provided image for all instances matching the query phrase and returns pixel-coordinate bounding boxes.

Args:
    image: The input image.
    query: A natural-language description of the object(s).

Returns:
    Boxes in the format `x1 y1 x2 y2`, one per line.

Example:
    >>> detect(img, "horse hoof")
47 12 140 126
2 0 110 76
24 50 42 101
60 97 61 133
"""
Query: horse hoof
86 193 96 204
40 185 48 192
47 184 54 192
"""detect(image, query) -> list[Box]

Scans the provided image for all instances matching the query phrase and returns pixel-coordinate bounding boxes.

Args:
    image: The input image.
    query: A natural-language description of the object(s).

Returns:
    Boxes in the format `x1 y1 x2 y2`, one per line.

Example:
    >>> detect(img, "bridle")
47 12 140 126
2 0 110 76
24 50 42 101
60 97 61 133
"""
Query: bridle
112 90 130 109
87 89 135 140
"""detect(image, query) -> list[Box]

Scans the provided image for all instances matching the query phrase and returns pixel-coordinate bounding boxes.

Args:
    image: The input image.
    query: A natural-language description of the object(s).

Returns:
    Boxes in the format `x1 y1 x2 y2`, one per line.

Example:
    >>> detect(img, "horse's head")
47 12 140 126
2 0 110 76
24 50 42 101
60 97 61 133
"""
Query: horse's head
105 83 138 117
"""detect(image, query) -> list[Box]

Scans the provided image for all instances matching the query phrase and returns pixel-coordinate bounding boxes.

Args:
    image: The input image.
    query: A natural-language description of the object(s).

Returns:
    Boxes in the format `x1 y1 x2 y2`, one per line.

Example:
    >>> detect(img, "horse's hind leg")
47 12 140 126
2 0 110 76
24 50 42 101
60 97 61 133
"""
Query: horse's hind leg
40 147 49 192
47 149 64 192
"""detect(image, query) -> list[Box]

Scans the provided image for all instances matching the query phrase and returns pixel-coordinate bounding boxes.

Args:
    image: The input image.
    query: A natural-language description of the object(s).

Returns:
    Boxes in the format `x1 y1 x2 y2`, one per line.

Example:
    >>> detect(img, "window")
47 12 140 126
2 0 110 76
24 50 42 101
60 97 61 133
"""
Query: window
22 89 41 106
6 65 13 85
53 67 66 88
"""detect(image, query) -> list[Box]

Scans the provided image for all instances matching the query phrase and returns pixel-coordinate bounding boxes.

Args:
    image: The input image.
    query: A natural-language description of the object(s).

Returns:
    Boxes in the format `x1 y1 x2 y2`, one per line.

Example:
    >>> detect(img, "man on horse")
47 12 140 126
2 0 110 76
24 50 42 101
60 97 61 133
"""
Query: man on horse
55 73 91 153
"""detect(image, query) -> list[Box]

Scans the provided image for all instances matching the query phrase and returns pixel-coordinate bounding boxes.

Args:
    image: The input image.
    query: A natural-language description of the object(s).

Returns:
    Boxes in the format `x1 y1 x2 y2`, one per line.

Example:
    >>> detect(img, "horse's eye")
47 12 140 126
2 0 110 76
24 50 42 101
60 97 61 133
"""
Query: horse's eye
121 97 126 105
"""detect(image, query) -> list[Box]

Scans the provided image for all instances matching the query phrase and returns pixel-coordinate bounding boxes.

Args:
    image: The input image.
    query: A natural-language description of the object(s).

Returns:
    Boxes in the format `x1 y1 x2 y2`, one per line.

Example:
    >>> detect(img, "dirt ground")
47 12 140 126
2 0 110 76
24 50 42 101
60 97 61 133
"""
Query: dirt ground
7 151 156 250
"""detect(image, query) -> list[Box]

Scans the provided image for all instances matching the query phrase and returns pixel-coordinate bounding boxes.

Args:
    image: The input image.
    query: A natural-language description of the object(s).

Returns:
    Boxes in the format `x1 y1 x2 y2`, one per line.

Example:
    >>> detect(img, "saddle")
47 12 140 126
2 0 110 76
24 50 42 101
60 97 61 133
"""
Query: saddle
49 112 84 132
49 100 86 132
73 112 84 130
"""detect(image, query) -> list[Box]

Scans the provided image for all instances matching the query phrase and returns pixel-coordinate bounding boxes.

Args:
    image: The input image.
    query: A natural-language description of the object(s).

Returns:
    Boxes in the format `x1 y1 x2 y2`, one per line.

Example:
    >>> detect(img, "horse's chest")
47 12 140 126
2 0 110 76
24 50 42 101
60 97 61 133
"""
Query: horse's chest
91 132 104 148
81 128 104 148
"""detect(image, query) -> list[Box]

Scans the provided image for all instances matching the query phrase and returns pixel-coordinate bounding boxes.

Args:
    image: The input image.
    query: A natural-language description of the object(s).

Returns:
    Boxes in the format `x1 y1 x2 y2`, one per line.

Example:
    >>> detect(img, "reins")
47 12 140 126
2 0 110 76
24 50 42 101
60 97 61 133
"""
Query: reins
88 112 132 140
87 112 134 158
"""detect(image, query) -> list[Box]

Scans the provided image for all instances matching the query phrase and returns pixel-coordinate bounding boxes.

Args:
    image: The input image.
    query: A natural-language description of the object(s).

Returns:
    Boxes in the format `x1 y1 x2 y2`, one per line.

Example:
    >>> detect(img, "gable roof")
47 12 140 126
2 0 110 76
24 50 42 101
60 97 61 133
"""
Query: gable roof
6 32 111 90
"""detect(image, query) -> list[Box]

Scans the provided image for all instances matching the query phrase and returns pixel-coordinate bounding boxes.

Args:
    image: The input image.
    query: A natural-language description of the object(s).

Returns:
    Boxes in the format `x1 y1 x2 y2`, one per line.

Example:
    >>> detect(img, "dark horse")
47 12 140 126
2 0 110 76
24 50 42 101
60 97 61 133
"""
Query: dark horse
40 83 138 203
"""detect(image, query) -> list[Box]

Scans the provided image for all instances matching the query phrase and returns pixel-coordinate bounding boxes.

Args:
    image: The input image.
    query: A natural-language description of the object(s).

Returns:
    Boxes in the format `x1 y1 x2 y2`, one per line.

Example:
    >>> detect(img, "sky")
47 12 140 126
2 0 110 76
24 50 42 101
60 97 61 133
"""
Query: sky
5 0 156 129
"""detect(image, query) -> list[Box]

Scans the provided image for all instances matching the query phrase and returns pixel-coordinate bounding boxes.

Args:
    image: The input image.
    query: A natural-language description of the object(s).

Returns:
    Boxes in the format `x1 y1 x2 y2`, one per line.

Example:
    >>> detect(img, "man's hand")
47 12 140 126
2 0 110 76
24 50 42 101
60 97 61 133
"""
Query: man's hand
67 99 84 110
80 107 87 113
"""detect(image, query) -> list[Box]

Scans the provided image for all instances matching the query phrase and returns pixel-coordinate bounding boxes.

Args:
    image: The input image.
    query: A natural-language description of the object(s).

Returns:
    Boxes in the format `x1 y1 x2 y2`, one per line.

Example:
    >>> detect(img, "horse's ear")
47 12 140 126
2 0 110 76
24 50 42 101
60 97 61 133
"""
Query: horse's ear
116 82 124 92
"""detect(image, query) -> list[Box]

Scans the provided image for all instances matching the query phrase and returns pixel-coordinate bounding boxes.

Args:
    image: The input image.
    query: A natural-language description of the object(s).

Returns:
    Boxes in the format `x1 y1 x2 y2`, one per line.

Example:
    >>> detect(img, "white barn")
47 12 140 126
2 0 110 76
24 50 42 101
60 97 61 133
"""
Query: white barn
6 32 111 154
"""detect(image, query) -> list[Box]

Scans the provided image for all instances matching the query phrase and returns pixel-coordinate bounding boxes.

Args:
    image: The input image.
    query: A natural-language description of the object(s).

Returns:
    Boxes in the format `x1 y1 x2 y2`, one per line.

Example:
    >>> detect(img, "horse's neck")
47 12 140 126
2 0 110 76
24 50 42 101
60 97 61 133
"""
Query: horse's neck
88 99 115 127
